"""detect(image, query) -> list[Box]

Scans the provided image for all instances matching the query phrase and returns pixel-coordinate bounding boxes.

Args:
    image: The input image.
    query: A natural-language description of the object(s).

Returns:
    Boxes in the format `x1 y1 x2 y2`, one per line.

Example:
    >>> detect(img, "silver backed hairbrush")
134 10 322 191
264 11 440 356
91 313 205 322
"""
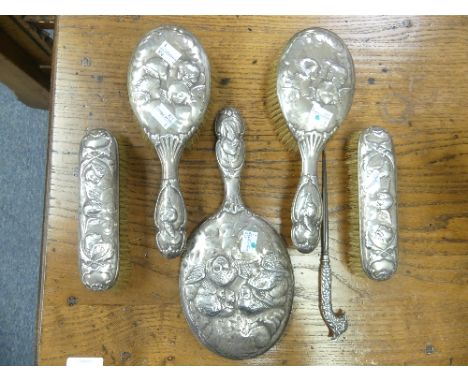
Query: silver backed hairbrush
128 25 210 258
179 108 294 359
270 27 355 252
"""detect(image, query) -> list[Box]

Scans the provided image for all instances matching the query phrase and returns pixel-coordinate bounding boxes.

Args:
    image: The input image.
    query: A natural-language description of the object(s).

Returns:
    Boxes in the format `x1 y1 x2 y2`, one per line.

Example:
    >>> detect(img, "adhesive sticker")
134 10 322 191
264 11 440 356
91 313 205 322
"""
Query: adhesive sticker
240 230 258 253
156 40 182 65
154 103 177 129
308 102 334 130
66 357 104 366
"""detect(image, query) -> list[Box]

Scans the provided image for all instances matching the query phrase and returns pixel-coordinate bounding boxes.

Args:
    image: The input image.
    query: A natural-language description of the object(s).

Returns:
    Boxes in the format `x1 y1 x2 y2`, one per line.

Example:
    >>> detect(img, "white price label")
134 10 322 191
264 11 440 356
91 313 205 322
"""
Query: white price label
154 103 177 129
66 357 104 366
308 103 334 130
240 230 258 253
156 40 182 65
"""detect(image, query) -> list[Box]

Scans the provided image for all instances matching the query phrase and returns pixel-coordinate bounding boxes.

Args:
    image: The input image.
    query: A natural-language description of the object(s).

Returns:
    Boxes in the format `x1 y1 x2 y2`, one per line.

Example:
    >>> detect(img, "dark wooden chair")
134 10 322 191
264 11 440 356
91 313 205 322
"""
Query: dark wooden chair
0 16 55 109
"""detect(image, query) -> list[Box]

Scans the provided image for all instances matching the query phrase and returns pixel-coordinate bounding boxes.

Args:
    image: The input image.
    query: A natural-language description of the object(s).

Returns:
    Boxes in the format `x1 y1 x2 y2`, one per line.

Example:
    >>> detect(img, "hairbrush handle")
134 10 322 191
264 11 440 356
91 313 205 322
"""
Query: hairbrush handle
154 135 187 258
291 133 324 253
214 108 246 212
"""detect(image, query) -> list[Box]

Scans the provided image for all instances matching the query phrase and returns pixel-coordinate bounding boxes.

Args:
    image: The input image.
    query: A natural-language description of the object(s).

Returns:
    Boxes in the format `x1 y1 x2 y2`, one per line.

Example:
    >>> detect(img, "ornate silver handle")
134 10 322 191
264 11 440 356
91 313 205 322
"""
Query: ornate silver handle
319 150 348 339
154 135 187 258
291 133 324 253
214 107 245 213
319 258 348 339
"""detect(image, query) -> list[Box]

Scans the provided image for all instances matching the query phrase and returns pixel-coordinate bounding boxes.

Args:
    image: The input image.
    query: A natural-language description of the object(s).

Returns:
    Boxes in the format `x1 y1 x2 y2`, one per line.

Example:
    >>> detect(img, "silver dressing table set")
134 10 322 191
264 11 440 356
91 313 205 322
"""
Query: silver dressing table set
78 25 399 360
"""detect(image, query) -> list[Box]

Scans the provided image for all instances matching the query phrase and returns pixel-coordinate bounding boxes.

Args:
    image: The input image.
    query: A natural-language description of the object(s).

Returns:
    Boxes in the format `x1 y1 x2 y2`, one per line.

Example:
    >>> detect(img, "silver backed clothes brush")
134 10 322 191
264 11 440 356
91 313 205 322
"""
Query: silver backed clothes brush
347 126 399 281
78 129 119 291
320 150 348 338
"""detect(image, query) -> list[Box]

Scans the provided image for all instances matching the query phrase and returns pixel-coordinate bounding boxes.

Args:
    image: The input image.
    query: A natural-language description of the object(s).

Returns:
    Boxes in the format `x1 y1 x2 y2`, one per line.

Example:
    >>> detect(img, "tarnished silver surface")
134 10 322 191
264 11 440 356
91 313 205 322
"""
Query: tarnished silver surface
179 108 294 359
128 25 210 258
319 151 348 338
358 127 398 281
276 27 355 253
78 129 119 291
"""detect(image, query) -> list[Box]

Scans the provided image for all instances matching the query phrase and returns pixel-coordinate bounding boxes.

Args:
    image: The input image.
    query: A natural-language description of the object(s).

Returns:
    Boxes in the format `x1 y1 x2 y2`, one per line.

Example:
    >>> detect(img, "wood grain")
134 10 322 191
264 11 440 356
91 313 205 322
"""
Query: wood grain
38 16 468 365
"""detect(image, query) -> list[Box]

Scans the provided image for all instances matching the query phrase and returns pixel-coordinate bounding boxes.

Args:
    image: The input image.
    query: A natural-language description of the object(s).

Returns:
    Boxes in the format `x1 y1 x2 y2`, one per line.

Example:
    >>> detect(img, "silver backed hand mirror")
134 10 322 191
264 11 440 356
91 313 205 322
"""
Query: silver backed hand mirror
179 108 294 359
277 27 355 252
128 25 210 258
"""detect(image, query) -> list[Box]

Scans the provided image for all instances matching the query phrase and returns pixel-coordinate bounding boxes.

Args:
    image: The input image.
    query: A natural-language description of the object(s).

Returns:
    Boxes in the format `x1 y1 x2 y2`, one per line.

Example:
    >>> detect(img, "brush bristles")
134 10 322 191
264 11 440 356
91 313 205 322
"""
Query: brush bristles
186 67 220 150
187 86 217 150
265 53 299 153
345 131 366 277
113 134 134 290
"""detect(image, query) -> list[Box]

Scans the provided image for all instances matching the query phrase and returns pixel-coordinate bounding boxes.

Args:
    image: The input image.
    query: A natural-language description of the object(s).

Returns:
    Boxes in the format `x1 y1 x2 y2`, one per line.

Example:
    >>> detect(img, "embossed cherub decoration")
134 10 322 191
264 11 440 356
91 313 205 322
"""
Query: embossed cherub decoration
157 206 184 250
358 127 398 281
216 110 244 178
79 129 119 291
275 27 355 253
179 108 294 359
128 26 211 258
185 254 238 317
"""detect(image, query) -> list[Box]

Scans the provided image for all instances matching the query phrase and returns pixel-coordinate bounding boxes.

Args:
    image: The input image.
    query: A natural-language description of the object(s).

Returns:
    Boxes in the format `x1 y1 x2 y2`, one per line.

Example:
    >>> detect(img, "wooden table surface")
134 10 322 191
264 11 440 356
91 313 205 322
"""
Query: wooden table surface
38 15 468 365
